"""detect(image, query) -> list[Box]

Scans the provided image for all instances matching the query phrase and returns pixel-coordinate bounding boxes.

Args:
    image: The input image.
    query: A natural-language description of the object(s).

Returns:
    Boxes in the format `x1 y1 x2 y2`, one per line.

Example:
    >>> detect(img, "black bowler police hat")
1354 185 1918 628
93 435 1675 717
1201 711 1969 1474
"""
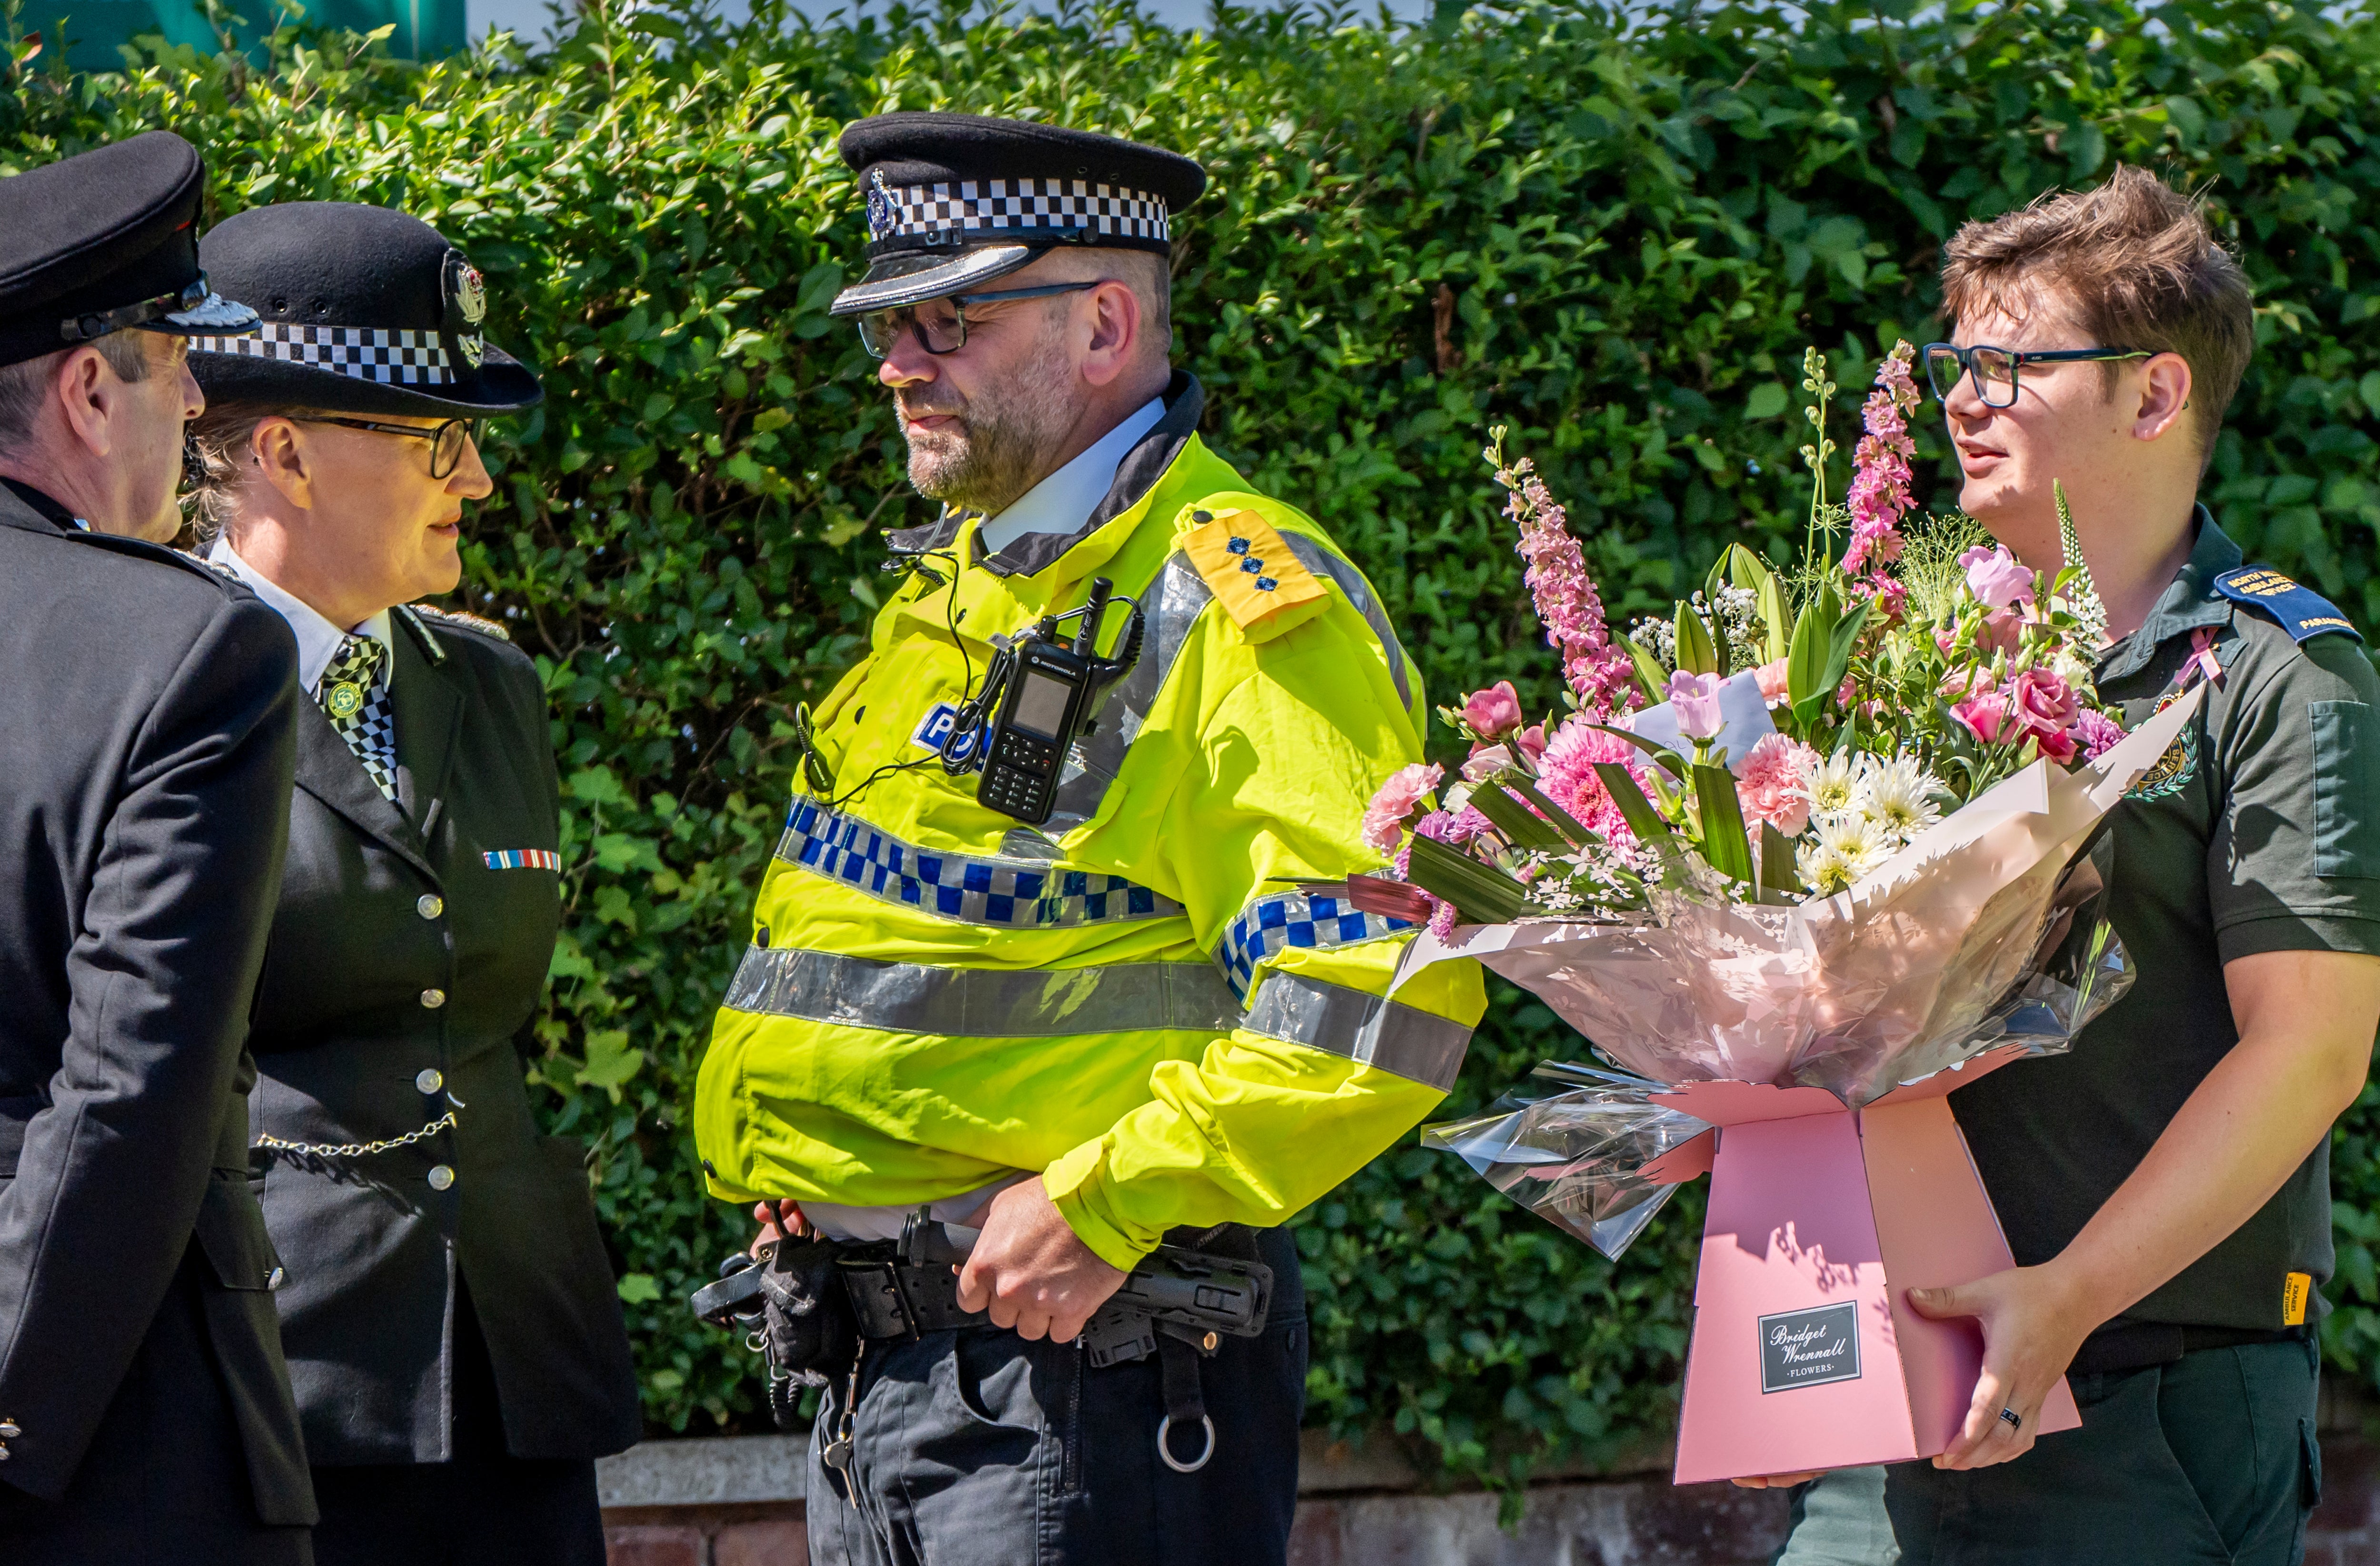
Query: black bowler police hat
187 202 541 417
830 112 1207 318
0 131 258 369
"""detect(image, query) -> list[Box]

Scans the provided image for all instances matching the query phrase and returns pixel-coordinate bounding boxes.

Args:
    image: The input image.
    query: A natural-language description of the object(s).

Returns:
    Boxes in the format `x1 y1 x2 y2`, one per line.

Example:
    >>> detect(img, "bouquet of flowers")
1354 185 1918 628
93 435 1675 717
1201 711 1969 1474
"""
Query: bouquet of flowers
1350 343 2204 1482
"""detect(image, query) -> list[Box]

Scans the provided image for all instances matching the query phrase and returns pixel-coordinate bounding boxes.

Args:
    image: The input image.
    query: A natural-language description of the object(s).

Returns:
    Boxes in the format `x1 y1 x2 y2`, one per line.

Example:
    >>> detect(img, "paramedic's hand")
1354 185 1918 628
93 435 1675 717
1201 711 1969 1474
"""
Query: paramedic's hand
1907 1264 2089 1469
957 1177 1128 1343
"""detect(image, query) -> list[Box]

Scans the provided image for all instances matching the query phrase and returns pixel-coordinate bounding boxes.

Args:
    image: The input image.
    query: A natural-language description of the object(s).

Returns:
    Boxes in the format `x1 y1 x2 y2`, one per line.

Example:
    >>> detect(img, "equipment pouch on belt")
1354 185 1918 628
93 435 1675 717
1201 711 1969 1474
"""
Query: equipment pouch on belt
693 1237 860 1418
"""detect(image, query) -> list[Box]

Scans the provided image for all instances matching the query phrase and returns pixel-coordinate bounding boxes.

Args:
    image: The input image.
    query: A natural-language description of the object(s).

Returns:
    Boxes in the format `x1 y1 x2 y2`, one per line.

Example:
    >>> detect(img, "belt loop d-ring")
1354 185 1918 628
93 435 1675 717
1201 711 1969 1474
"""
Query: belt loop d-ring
1157 1413 1215 1474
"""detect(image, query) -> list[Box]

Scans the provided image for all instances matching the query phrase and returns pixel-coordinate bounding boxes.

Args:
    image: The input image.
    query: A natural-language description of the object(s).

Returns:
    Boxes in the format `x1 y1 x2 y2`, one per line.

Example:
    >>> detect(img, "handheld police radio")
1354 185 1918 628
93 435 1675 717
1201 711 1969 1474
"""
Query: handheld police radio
941 577 1142 826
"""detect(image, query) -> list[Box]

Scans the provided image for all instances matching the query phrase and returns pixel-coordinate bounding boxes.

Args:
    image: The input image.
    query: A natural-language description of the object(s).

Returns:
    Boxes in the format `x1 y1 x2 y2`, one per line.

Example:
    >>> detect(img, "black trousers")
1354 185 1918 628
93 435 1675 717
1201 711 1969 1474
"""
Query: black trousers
309 1283 606 1566
1778 1336 2322 1566
808 1226 1309 1566
0 1249 314 1566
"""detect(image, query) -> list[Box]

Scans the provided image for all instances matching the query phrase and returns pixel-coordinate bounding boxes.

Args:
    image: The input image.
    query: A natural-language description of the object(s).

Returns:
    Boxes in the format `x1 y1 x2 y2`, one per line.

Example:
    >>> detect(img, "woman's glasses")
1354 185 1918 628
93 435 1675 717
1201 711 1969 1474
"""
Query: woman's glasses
302 416 483 479
856 281 1102 359
1922 343 2154 409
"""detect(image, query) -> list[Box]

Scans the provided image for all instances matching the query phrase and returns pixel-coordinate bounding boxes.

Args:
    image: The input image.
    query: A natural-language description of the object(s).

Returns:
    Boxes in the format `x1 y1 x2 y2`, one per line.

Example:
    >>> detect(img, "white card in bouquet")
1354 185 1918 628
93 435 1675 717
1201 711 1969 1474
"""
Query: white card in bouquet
1625 669 1775 776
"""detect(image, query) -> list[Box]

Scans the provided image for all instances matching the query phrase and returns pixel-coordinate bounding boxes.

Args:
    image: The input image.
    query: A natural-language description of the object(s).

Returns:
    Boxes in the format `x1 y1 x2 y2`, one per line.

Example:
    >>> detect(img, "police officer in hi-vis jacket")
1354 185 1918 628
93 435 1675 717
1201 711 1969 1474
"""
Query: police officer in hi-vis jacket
695 113 1487 1566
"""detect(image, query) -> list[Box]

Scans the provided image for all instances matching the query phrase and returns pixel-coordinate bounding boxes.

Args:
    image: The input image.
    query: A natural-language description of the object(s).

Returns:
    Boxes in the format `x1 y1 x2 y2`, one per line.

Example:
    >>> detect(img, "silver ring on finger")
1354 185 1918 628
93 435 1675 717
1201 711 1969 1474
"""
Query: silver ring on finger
1999 1406 2022 1433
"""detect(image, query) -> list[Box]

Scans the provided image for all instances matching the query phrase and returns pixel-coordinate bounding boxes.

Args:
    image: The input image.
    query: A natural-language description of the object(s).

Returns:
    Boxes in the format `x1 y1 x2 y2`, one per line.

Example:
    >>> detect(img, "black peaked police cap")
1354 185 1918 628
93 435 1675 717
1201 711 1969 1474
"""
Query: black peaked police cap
188 202 541 418
831 112 1207 318
0 130 258 369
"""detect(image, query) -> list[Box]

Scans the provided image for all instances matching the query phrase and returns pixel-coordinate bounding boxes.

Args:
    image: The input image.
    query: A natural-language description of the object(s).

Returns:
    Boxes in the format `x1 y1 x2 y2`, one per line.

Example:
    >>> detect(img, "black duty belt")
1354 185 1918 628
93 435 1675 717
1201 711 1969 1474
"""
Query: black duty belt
838 1247 986 1338
2068 1320 2308 1377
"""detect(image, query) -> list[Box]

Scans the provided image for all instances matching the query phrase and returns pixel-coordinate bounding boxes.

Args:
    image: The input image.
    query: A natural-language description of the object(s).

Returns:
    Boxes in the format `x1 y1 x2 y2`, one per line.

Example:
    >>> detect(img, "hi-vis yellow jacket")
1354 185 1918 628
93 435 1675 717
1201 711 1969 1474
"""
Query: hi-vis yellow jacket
695 377 1484 1270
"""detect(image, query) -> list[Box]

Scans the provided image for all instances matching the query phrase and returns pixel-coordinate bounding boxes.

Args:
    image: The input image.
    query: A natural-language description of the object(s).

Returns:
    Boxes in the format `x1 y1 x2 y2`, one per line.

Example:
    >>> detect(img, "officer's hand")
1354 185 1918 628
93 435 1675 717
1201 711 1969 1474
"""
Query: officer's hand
956 1177 1127 1343
1907 1262 2092 1470
750 1200 809 1257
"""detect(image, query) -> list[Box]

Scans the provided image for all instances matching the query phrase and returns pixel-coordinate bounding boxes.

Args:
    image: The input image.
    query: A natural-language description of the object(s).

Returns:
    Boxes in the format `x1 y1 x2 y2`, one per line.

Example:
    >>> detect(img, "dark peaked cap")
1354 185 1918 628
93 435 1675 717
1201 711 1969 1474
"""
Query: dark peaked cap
832 112 1206 317
0 130 258 369
188 201 541 418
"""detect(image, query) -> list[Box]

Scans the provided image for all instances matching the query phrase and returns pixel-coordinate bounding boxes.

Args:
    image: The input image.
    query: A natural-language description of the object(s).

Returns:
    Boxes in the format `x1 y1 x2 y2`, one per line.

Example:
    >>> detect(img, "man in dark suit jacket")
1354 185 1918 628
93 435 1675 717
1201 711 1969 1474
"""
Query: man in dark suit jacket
0 132 318 1563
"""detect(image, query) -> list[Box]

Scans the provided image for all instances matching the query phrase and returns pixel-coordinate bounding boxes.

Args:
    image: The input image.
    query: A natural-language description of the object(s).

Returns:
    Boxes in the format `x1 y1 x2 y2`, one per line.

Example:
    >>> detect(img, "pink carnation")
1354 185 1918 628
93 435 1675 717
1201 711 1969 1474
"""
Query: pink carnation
1362 761 1441 851
2070 707 2124 761
1735 733 1817 837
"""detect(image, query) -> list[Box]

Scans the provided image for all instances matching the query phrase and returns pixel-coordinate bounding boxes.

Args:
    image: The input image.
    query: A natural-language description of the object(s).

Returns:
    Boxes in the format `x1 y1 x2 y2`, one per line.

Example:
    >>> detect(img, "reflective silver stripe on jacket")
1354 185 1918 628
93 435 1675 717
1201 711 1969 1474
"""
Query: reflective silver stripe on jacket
1240 971 1472 1093
776 795 1180 928
1043 529 1414 834
723 945 1241 1038
1215 888 1412 999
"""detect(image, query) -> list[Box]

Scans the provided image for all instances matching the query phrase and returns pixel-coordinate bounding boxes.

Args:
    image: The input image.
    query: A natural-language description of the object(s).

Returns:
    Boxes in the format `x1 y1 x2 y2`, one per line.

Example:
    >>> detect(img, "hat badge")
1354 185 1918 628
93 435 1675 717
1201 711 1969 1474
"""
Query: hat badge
443 250 488 369
866 170 895 241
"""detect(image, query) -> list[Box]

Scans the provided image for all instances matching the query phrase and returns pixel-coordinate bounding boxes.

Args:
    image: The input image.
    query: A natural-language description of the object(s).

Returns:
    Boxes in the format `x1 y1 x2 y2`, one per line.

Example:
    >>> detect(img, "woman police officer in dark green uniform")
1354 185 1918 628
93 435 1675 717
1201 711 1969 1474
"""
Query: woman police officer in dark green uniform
182 202 641 1566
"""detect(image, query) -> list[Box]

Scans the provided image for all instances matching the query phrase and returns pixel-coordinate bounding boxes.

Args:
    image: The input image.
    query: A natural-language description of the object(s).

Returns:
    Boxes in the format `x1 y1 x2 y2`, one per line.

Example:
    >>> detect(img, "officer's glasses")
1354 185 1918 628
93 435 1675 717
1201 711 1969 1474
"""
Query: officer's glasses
856 281 1102 359
1922 342 2155 409
302 416 484 479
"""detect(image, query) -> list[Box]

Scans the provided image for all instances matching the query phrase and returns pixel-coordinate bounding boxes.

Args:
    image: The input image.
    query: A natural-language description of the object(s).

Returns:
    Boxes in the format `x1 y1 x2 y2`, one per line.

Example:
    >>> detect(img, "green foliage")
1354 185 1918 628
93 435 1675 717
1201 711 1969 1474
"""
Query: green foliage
13 0 2380 1490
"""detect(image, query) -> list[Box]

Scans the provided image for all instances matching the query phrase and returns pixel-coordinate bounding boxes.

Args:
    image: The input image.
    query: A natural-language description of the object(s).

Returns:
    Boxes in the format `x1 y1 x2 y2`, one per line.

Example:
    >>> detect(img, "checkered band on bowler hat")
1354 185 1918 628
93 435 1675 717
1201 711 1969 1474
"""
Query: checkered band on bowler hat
832 112 1206 318
187 201 541 418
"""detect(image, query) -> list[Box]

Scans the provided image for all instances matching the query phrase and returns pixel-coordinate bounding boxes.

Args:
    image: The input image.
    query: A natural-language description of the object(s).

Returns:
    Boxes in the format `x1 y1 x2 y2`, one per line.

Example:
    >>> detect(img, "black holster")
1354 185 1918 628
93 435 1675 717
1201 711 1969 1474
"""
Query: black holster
755 1237 860 1426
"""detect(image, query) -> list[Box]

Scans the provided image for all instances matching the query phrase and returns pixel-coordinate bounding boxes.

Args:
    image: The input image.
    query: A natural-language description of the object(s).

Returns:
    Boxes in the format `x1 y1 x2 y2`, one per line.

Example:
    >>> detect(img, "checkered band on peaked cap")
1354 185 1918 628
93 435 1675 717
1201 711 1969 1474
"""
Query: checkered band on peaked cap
0 131 259 369
186 201 542 419
830 112 1207 317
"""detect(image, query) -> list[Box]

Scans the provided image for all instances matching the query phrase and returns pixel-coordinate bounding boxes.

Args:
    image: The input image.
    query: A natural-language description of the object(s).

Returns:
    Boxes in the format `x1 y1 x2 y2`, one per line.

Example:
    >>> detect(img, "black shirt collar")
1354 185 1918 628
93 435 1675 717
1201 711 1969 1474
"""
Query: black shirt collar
2097 504 2241 684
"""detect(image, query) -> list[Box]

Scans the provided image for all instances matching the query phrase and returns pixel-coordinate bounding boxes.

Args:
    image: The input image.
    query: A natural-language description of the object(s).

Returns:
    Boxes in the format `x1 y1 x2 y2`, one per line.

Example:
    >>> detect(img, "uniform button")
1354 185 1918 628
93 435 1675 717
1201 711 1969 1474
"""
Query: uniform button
420 988 446 1009
416 1068 444 1095
267 1266 286 1290
427 1165 456 1192
416 894 444 919
0 1420 18 1438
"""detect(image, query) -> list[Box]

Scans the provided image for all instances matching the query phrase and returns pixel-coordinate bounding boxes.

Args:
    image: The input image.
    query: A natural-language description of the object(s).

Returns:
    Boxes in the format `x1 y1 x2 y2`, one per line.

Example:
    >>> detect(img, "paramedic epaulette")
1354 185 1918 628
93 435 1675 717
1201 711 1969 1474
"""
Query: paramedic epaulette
406 601 513 643
1182 509 1329 639
2213 567 2364 647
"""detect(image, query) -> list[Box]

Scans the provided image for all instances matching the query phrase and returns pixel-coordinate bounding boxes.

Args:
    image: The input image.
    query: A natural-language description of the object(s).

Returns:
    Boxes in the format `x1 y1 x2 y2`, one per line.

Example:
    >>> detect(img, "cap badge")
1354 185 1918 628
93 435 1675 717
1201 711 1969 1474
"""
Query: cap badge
443 250 488 369
866 170 895 243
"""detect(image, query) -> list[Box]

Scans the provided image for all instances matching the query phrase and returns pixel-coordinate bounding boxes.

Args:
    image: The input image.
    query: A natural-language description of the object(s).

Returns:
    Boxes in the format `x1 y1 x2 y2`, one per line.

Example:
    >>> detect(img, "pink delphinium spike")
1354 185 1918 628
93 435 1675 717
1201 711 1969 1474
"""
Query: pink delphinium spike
1488 440 1637 718
1841 341 1921 580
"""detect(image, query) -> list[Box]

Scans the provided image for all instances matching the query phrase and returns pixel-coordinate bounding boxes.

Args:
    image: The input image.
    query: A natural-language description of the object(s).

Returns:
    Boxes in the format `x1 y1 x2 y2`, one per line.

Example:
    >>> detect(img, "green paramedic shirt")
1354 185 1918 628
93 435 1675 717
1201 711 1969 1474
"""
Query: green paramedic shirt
1951 512 2380 1334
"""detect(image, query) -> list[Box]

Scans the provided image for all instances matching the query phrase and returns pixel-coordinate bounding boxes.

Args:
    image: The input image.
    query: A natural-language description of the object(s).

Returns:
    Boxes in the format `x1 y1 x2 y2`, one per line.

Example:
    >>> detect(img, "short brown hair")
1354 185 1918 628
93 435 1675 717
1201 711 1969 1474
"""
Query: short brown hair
0 333 154 454
1940 166 2252 466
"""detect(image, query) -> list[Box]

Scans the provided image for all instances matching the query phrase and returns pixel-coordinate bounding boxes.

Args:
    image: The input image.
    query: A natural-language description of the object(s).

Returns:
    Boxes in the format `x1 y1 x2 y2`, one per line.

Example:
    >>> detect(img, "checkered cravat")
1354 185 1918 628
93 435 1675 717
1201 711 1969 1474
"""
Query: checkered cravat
319 633 397 801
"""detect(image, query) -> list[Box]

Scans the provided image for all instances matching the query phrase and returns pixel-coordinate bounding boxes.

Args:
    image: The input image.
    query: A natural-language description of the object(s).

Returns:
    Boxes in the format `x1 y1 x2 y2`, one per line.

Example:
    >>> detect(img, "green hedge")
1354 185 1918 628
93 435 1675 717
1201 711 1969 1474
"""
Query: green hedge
11 0 2380 1489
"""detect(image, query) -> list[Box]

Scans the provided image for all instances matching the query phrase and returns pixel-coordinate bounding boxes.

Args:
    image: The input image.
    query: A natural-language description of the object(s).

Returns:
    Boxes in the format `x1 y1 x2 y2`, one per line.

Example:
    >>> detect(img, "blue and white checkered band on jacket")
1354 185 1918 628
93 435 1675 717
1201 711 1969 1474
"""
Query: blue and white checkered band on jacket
776 796 1180 928
1215 890 1412 1001
188 321 479 385
866 170 1170 247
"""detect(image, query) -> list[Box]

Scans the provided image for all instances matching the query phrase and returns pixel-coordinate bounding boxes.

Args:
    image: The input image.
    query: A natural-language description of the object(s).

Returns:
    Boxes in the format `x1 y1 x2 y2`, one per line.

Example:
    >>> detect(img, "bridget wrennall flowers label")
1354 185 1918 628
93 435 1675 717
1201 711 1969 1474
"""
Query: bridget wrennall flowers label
1758 1303 1863 1394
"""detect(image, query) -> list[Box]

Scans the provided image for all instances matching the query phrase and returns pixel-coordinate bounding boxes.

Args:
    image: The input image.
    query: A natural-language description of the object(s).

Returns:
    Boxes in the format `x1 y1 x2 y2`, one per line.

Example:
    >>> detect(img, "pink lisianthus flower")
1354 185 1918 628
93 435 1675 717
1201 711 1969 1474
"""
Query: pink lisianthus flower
1753 658 1790 705
2007 668 2079 764
1462 681 1524 739
2070 706 2125 761
1462 744 1516 782
1735 733 1818 837
1958 544 2037 611
1953 691 2010 746
1515 724 1548 763
1939 663 1999 701
1362 761 1442 851
1666 670 1727 740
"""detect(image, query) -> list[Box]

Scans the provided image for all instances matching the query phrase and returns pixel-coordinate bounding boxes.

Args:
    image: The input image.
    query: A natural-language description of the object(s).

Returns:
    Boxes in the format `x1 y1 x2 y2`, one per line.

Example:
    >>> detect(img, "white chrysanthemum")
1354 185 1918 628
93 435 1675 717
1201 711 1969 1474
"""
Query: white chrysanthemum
1805 809 1894 887
1855 755 1945 844
1796 838 1857 895
1799 749 1869 817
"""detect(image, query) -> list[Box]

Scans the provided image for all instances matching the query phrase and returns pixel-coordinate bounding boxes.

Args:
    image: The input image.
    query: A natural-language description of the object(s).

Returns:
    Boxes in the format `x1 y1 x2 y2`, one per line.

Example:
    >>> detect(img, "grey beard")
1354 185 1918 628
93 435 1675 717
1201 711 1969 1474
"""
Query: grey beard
902 319 1079 515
